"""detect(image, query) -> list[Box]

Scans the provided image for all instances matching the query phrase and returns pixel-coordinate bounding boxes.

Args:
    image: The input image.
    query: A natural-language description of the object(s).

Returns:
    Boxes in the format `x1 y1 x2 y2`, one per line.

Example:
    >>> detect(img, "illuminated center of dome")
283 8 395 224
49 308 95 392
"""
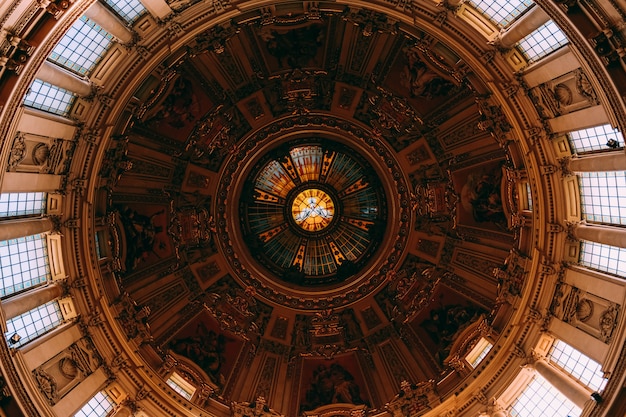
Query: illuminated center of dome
292 189 335 231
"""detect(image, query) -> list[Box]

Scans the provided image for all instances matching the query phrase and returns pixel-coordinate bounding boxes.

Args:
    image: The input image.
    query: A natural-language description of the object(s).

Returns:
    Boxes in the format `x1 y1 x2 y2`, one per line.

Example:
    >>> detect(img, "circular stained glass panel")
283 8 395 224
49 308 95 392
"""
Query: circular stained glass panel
240 140 387 286
291 189 335 232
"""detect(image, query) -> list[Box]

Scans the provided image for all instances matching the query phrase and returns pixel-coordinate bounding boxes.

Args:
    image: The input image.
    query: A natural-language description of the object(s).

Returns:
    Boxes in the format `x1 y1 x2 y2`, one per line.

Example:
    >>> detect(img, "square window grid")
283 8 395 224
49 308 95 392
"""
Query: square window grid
579 171 626 225
5 300 62 348
102 0 146 23
469 0 534 27
517 21 568 63
509 374 581 417
569 124 624 153
23 79 76 116
580 241 626 278
73 391 115 417
548 340 608 392
0 234 50 298
48 15 113 75
167 377 194 400
0 192 46 218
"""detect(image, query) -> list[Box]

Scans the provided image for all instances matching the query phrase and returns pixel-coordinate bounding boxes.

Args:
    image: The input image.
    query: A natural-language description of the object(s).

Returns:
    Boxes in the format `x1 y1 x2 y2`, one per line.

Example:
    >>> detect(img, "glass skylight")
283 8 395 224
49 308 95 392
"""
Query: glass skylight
167 372 196 400
469 0 534 27
73 391 115 417
0 192 46 218
5 300 62 347
24 79 76 116
580 241 626 277
569 124 624 153
0 234 50 298
48 15 113 75
548 340 608 392
510 374 581 417
518 21 568 62
102 0 147 23
579 171 626 225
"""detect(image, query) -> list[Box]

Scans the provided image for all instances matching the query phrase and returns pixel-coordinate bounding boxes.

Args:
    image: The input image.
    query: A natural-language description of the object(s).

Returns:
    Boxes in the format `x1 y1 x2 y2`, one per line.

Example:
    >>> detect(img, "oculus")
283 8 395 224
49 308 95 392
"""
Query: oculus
240 141 387 286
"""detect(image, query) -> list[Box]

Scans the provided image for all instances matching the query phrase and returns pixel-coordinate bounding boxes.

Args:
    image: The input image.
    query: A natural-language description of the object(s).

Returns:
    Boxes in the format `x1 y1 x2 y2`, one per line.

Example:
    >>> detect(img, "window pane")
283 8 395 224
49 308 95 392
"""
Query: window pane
518 21 568 62
0 192 46 218
468 0 534 27
167 373 195 400
569 124 624 153
466 337 494 368
5 300 62 347
0 234 50 298
525 182 533 211
579 171 626 225
24 79 76 116
510 374 581 417
73 391 115 417
580 241 626 277
48 16 113 75
102 0 146 23
548 340 608 392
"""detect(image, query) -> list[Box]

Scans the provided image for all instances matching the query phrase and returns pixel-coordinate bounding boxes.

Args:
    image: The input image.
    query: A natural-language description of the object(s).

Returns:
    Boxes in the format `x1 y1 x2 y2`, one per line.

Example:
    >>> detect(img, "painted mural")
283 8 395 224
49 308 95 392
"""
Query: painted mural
453 159 508 230
256 21 326 70
142 75 214 141
298 355 371 412
167 311 244 388
115 203 172 273
410 286 486 365
383 46 459 114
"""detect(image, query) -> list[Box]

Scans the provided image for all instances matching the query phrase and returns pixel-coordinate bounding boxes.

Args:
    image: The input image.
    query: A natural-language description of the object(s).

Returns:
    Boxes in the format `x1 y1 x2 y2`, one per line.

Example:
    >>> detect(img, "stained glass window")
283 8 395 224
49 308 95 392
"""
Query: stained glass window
241 142 386 285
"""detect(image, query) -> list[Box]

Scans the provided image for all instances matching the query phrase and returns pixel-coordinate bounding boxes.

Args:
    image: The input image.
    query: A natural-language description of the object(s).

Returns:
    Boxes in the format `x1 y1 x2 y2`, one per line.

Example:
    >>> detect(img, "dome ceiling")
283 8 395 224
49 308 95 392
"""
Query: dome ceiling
98 3 519 412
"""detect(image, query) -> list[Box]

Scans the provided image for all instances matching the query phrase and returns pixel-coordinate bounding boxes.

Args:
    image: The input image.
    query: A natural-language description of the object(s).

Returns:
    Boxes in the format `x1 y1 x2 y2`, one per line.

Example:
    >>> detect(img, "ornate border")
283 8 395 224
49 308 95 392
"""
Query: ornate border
215 114 411 310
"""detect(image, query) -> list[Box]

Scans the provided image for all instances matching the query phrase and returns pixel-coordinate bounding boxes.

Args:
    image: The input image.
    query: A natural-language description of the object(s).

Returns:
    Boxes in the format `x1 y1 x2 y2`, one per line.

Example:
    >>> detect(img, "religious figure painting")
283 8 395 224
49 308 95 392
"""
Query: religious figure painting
410 287 486 366
453 159 508 230
142 75 214 141
383 46 459 114
115 203 172 273
167 311 243 388
256 21 326 70
298 355 371 413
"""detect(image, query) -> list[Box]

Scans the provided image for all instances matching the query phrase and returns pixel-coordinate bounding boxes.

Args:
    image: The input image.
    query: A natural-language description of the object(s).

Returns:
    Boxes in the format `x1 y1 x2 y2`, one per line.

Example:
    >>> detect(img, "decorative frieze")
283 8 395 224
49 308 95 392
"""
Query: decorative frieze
550 282 620 344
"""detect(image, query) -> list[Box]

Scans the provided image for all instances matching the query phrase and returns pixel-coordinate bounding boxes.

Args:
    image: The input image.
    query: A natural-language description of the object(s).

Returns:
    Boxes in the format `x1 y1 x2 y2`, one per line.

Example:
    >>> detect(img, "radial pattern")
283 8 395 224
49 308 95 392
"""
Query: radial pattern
240 142 386 286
